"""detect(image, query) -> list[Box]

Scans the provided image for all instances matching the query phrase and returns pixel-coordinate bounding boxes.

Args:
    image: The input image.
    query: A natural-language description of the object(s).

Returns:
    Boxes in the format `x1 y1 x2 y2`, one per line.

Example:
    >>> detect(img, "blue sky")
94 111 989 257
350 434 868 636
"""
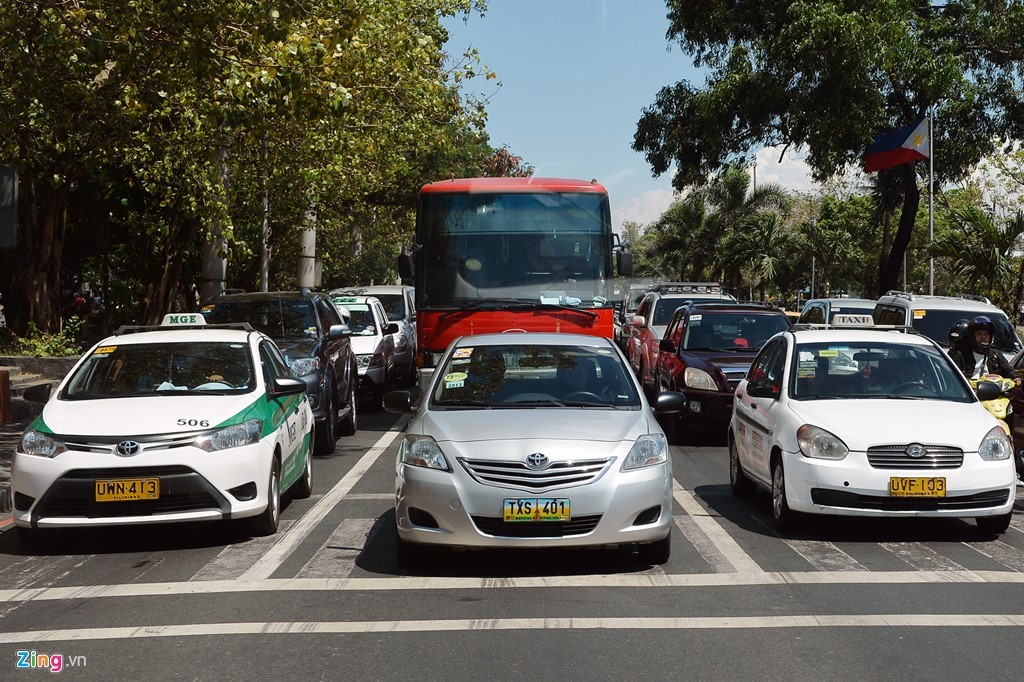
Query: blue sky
442 0 816 236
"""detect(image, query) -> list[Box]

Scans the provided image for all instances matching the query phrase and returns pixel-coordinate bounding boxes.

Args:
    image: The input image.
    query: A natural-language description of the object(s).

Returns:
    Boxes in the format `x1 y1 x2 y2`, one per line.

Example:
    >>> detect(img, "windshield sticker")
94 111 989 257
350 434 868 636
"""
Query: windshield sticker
798 351 815 362
690 314 702 321
818 349 839 357
452 348 473 359
443 372 468 383
451 358 470 365
94 346 117 354
445 380 465 389
913 309 926 318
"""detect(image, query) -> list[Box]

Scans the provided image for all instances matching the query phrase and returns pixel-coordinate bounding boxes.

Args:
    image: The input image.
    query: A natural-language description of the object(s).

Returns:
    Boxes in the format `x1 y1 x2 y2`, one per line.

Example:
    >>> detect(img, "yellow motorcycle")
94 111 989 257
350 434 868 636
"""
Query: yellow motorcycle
969 374 1015 435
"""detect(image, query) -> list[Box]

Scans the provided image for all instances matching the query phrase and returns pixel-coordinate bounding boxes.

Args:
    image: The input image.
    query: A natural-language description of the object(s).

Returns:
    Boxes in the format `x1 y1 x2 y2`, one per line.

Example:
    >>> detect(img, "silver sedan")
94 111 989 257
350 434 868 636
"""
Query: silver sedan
384 332 684 566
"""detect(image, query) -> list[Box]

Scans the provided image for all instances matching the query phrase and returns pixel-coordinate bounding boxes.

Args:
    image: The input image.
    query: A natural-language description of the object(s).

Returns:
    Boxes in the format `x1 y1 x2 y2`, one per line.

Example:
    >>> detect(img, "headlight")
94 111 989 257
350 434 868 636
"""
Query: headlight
289 357 320 377
979 426 1012 461
400 434 449 471
684 366 717 391
19 429 66 458
797 424 849 460
622 433 668 470
194 419 263 452
356 354 372 370
369 352 384 368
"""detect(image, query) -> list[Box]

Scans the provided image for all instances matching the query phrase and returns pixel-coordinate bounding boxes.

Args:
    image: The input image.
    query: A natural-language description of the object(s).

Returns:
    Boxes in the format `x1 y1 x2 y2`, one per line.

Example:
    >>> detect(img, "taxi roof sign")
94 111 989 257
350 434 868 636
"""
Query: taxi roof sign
831 314 875 327
161 313 207 326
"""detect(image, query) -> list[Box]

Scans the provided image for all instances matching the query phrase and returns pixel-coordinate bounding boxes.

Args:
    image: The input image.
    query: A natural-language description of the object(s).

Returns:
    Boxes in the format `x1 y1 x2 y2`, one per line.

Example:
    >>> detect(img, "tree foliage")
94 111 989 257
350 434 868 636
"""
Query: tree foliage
634 0 1024 295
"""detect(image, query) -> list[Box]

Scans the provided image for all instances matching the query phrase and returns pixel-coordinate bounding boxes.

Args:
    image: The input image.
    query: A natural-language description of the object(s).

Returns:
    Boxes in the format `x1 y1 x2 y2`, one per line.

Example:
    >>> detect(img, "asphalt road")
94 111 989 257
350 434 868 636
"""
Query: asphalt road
2 410 1024 681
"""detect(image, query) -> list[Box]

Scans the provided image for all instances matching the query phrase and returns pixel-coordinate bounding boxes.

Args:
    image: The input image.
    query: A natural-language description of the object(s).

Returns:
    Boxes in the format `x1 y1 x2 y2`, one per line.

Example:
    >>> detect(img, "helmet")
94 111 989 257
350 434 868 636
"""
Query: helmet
947 318 970 351
967 315 996 351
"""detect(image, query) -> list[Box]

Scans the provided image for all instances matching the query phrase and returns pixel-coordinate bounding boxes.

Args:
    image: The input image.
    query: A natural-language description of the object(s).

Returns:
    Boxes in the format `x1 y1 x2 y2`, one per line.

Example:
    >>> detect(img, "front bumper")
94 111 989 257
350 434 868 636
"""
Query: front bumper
782 449 1015 518
676 388 734 426
396 459 673 549
11 440 274 529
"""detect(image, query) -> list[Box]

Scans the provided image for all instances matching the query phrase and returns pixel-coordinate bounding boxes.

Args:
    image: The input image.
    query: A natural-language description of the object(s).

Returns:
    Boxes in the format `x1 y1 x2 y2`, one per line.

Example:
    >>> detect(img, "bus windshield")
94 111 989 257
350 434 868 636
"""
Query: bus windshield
418 191 611 308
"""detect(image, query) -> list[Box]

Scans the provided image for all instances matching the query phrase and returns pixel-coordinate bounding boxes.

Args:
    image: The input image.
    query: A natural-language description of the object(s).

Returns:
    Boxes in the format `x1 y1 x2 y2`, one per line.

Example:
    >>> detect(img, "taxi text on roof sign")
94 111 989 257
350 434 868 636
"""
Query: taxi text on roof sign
831 314 875 327
161 313 207 326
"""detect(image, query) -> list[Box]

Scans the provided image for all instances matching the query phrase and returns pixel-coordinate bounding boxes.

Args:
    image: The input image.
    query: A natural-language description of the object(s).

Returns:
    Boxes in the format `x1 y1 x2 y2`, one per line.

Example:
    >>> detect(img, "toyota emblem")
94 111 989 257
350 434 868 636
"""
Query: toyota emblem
526 453 550 469
116 440 141 457
905 443 927 459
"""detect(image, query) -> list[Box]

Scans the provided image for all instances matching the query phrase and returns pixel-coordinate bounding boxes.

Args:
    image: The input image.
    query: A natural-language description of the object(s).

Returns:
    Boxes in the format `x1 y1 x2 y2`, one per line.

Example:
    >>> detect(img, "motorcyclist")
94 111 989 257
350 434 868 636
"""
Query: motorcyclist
948 316 1017 380
947 318 971 358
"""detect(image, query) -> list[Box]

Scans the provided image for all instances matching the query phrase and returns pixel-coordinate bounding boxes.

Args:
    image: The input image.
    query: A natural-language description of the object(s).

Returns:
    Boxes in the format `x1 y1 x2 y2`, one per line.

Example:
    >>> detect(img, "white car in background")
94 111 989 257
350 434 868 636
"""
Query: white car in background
329 292 399 407
730 316 1015 533
12 313 314 547
344 285 417 386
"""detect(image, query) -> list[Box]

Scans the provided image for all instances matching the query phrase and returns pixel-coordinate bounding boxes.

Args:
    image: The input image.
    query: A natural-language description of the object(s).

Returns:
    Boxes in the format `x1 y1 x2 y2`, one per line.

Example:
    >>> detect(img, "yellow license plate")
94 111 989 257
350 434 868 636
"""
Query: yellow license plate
503 498 570 522
889 477 946 497
95 478 160 502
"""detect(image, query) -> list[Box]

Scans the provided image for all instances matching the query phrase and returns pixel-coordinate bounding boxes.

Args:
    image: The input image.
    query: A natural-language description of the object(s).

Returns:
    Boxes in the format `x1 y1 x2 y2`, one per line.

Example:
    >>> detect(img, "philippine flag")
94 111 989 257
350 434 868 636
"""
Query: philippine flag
863 117 930 173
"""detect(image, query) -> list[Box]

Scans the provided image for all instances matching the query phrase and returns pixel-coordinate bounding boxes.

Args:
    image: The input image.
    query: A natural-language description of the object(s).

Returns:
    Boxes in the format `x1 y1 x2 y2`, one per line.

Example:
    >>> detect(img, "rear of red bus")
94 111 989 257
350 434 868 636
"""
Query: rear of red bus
401 177 631 383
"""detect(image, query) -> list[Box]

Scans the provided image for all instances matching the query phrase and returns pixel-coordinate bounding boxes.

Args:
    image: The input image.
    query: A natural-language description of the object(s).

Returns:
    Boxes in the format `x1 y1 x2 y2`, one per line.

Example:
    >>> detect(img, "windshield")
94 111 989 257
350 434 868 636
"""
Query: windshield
790 341 973 401
827 303 875 322
62 342 256 399
337 303 377 336
431 343 639 408
418 192 612 308
204 299 317 339
684 312 790 351
373 294 406 321
910 308 1022 353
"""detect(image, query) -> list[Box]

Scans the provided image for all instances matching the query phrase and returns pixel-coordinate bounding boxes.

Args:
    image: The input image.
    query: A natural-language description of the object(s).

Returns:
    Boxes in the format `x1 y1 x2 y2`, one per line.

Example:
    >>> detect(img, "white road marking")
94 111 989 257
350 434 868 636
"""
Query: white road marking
189 520 297 582
5 613 1024 643
1 570 1020 605
784 540 867 572
672 515 735 573
343 493 394 501
672 481 763 573
880 543 968 572
965 539 1024 572
296 518 377 578
238 419 409 581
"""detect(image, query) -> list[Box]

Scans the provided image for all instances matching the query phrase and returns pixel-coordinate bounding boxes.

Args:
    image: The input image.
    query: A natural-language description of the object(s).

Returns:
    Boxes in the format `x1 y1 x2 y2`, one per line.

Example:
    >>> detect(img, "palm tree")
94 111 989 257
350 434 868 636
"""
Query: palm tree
930 207 1024 305
721 212 796 301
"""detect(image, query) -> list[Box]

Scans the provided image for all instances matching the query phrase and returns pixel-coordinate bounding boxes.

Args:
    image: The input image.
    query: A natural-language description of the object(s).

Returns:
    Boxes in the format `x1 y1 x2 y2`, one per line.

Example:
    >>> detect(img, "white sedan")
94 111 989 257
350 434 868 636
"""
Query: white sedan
729 322 1015 532
11 313 314 547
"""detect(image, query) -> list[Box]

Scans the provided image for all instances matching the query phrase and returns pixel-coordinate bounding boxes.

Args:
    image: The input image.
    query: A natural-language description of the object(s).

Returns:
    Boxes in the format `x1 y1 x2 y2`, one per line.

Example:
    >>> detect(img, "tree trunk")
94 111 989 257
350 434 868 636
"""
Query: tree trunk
0 169 72 334
142 218 200 324
878 164 921 296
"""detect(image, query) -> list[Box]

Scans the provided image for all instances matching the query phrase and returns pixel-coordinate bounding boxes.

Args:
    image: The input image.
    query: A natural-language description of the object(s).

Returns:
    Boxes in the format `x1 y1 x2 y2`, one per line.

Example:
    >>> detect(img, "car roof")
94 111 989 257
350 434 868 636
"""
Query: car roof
333 285 410 295
804 298 877 306
876 293 1005 313
451 333 619 349
329 293 381 304
686 303 783 314
207 290 321 303
96 327 257 346
787 327 935 346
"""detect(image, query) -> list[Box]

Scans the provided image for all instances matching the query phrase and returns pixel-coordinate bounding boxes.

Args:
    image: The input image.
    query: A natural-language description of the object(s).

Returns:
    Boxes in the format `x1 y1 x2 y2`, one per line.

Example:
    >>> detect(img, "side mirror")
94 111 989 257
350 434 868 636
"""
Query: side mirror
327 323 352 339
652 390 685 415
383 389 415 414
975 381 1003 401
658 338 675 353
630 314 645 327
384 322 400 335
271 376 307 397
616 250 634 277
398 249 415 280
745 378 778 399
23 383 52 404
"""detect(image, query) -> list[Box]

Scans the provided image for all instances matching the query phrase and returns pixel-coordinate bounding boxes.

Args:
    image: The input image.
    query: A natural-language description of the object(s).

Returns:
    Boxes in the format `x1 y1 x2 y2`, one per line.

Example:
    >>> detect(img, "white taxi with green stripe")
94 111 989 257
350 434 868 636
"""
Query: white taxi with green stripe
11 313 314 544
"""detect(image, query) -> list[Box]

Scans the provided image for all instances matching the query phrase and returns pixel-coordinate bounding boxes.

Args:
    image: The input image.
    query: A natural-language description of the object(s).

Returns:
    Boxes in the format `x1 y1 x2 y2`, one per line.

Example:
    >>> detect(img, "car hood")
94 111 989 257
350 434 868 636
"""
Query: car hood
274 336 316 359
34 394 263 437
415 408 654 445
683 351 755 370
787 399 1000 451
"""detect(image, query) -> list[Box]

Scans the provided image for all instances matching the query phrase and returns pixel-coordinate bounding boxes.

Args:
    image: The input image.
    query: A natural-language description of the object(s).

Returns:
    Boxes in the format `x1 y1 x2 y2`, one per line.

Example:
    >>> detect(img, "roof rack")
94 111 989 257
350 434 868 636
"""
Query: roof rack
790 322 917 334
882 290 915 301
113 322 254 335
958 293 992 305
652 282 726 295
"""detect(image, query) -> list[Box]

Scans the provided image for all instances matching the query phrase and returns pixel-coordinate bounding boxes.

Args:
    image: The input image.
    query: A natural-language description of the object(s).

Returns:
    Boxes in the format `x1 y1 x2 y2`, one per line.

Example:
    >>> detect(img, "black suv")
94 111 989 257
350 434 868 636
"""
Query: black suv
201 290 359 454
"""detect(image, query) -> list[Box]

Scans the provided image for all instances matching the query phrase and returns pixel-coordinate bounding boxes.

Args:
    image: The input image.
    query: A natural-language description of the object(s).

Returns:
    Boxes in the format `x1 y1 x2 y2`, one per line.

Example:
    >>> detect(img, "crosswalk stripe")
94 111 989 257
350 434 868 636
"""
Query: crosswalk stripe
784 540 867 572
671 515 736 573
6 613 1024 643
880 542 967 572
965 540 1024 572
296 518 377 579
238 418 409 582
189 520 297 582
671 481 763 573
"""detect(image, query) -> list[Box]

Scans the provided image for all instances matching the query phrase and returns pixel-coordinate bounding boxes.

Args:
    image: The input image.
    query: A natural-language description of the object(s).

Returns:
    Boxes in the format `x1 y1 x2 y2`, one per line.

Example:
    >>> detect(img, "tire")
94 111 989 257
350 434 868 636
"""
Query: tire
729 438 756 497
771 455 799 531
337 377 357 437
290 452 312 499
637 532 671 565
250 461 281 536
977 512 1012 534
314 382 337 455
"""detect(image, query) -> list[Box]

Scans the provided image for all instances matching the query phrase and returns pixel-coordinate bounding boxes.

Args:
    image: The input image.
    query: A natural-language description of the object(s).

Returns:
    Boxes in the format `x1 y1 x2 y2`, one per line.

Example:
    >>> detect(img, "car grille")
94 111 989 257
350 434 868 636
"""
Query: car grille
811 488 1009 511
32 466 230 520
867 445 964 469
60 432 203 455
724 371 746 390
471 514 602 537
458 458 612 492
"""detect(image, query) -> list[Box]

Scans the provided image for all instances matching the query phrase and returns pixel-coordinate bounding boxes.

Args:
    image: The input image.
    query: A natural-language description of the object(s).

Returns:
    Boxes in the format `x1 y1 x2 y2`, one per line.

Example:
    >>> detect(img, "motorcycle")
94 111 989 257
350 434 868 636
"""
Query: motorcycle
969 374 1015 435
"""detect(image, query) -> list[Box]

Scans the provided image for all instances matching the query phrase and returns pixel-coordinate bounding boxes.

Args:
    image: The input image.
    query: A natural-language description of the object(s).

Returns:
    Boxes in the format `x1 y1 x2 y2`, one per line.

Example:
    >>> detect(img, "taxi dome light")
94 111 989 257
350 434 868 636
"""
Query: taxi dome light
831 314 874 327
161 313 207 326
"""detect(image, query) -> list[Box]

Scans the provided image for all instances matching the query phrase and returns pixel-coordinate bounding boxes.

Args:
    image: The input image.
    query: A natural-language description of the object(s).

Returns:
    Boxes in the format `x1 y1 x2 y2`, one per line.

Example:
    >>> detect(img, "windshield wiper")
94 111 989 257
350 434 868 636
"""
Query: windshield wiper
438 299 599 322
433 399 491 409
438 299 525 322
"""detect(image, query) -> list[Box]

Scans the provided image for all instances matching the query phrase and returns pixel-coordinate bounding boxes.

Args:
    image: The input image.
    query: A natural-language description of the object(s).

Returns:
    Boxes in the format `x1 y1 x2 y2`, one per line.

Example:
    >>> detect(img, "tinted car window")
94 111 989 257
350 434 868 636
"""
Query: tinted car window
207 299 316 338
684 312 789 351
374 294 407 321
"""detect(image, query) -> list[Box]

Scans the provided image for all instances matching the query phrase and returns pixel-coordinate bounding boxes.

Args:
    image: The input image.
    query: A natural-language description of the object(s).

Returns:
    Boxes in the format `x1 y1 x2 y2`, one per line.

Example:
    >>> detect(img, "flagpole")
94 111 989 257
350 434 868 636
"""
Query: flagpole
929 107 934 295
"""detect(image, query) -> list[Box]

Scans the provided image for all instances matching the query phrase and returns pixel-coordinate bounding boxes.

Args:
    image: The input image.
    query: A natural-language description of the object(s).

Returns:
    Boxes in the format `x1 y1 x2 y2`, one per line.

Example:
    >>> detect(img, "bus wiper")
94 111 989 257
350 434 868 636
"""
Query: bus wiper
438 299 524 322
439 299 599 322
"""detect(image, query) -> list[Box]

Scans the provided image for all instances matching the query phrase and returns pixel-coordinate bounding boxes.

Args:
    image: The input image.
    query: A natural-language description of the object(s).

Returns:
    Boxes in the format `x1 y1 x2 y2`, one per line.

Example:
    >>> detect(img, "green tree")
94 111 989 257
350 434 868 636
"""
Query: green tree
634 0 1024 296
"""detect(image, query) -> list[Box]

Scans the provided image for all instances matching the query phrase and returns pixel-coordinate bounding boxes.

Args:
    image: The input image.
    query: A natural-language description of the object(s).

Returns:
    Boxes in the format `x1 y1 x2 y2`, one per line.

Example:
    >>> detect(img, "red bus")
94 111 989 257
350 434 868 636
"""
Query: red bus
398 177 632 381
